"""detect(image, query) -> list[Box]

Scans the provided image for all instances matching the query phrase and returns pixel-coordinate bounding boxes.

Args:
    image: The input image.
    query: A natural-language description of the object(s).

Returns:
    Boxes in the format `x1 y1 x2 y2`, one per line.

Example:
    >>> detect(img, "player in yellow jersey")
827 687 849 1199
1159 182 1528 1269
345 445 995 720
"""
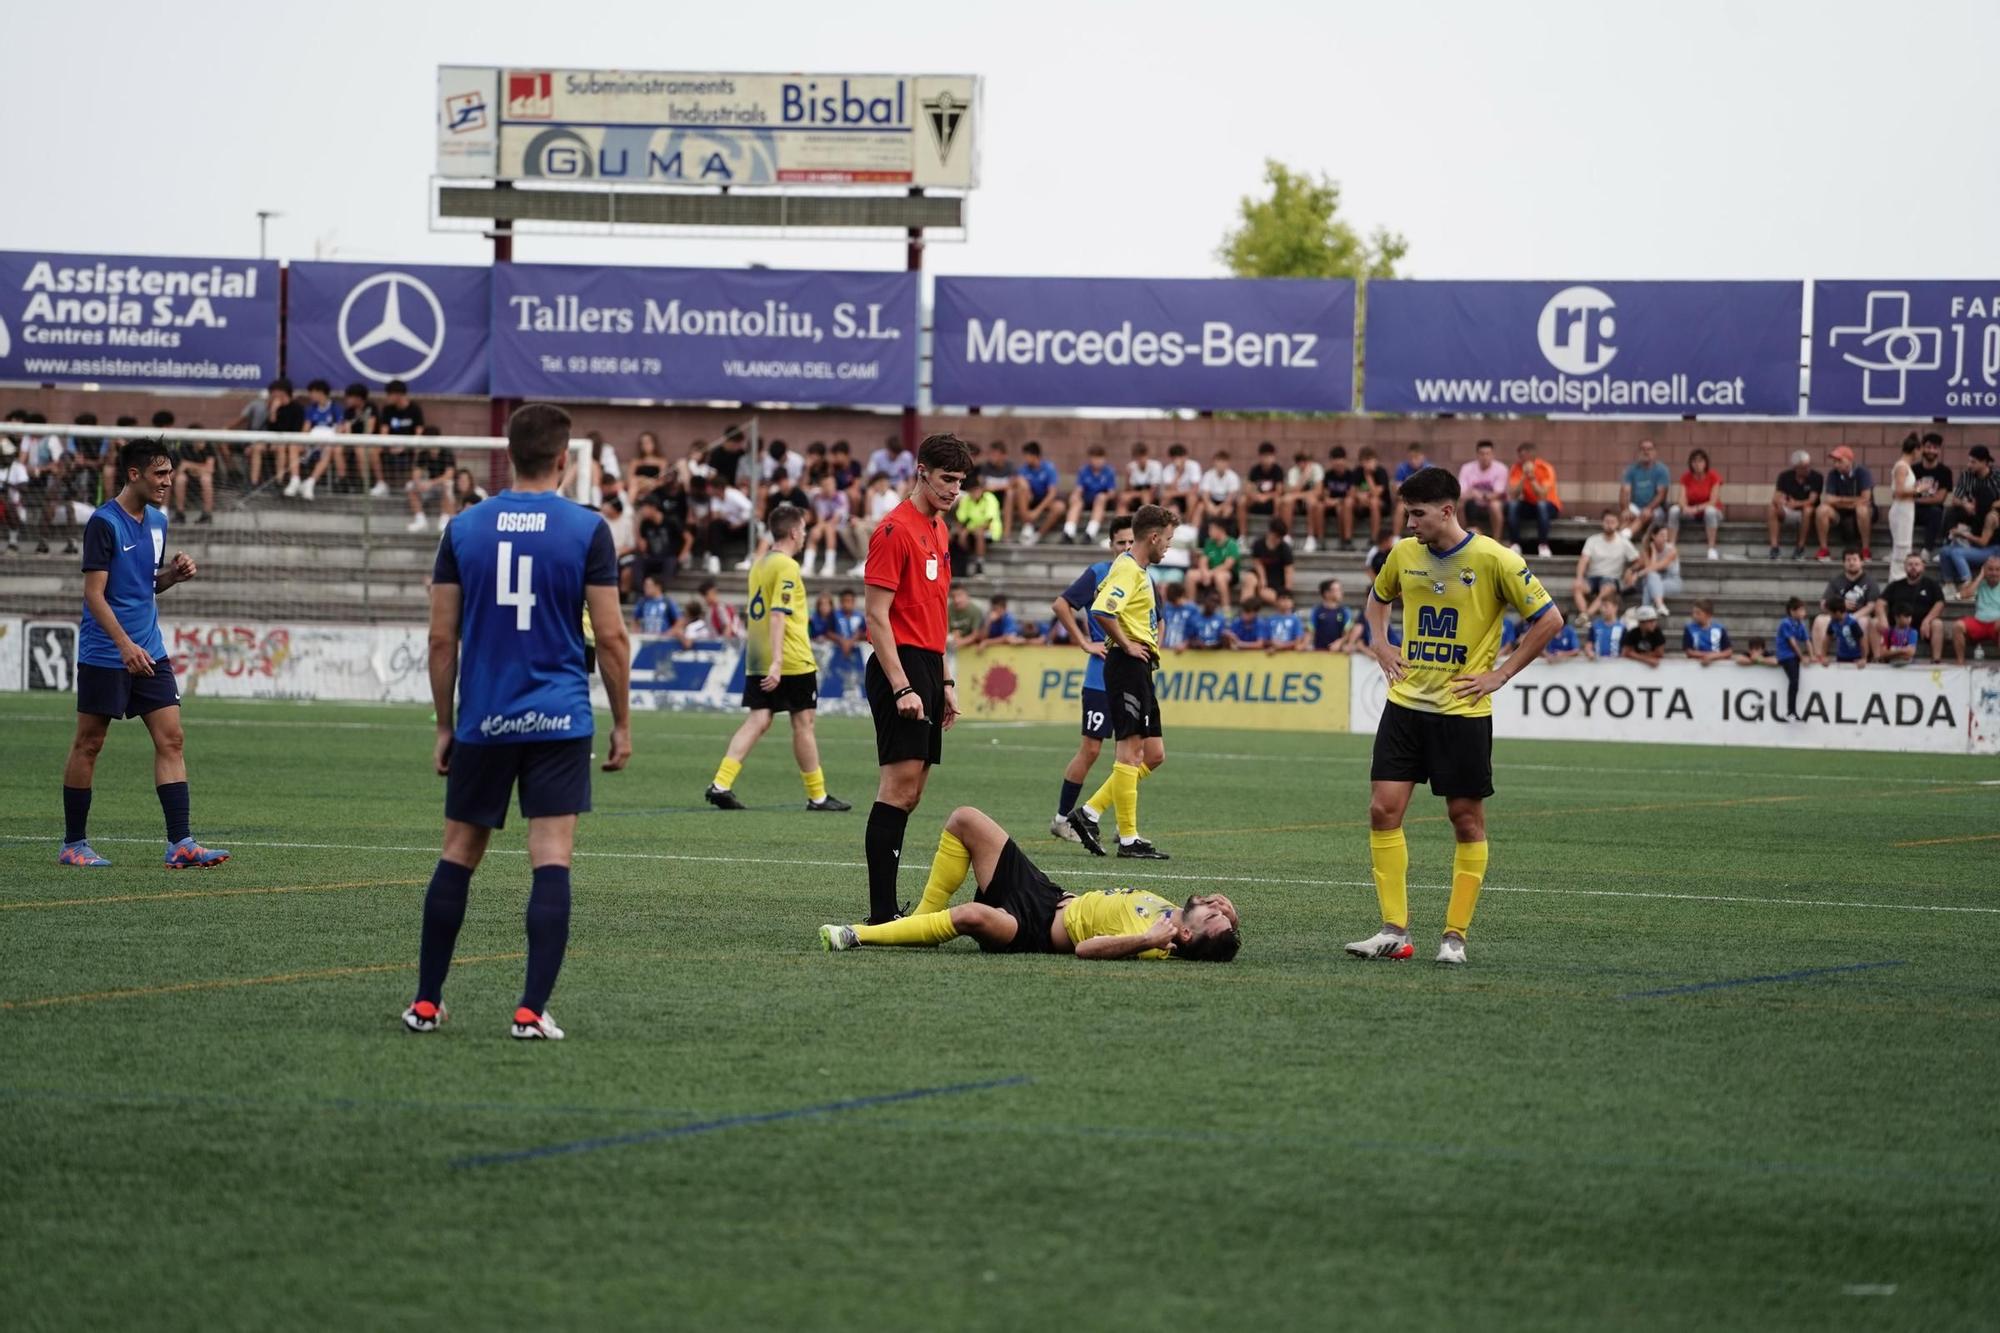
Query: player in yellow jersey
705 504 851 812
818 805 1240 961
1348 466 1563 965
1071 503 1174 859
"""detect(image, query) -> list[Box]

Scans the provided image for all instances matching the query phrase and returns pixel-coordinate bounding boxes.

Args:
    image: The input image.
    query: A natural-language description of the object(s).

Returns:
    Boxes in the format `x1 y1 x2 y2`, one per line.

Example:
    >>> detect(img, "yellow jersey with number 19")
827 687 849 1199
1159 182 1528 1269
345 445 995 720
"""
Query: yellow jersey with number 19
747 552 816 677
1371 532 1554 719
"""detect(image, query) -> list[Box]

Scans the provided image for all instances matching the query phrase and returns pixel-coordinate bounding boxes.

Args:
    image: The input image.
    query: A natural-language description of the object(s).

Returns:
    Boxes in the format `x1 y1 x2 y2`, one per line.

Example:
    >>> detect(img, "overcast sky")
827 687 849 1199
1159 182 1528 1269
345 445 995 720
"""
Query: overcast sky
3 0 1992 281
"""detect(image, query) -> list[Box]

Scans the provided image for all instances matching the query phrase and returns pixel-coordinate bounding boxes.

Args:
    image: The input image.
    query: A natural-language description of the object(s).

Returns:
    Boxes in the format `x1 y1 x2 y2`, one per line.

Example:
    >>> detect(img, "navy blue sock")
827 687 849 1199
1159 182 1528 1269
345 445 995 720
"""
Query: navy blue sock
1057 779 1082 817
156 781 191 844
864 802 910 923
520 864 572 1016
415 859 474 1006
63 786 92 844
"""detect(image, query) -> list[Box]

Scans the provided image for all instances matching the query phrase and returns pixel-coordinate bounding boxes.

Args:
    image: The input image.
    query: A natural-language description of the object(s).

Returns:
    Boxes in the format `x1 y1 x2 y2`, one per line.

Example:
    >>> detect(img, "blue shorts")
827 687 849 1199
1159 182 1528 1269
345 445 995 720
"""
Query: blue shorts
77 661 181 719
445 737 593 829
1079 686 1114 740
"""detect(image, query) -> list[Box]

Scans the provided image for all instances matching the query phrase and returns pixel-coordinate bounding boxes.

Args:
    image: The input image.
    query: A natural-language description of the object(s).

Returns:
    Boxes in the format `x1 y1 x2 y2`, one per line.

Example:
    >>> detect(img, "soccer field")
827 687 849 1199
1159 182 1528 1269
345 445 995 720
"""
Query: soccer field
2 693 1995 1331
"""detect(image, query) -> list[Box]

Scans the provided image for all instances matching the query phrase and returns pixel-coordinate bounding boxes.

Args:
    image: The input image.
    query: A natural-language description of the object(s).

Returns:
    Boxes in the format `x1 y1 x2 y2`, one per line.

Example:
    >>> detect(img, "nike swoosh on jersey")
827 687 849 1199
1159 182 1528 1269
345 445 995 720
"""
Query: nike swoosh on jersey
121 543 136 551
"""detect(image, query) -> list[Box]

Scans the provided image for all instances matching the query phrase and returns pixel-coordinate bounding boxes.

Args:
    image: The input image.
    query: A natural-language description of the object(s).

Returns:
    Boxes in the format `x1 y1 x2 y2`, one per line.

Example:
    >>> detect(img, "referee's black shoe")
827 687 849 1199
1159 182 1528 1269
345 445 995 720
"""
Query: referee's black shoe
704 784 747 810
1116 838 1170 860
806 795 852 812
1066 807 1106 856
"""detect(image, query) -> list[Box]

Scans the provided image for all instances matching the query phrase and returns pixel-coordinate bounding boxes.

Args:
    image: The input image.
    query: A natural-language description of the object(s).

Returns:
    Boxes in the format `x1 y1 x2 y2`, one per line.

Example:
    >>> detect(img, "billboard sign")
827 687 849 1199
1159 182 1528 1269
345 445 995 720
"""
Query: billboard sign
287 262 490 395
437 67 978 189
1808 281 2000 418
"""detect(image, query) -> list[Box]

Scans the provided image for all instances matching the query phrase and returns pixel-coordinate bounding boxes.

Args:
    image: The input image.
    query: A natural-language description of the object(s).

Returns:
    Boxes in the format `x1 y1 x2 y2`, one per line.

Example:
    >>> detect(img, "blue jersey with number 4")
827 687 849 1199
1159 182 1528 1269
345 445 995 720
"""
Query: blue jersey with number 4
433 489 617 746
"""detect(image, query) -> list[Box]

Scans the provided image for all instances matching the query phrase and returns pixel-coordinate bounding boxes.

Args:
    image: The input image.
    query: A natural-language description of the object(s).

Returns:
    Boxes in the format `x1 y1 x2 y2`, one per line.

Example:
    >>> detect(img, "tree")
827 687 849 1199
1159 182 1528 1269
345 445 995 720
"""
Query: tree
1217 160 1406 281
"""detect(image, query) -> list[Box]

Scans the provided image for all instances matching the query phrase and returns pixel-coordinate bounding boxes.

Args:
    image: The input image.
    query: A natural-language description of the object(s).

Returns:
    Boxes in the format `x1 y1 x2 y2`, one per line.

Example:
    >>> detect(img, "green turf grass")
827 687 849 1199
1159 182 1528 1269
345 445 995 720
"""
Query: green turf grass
2 693 1995 1331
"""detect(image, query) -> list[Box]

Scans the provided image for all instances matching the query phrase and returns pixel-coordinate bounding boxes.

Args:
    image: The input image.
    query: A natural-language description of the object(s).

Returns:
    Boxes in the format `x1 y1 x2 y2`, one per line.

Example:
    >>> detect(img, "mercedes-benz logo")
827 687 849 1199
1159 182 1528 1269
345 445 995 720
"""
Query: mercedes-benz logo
338 272 445 382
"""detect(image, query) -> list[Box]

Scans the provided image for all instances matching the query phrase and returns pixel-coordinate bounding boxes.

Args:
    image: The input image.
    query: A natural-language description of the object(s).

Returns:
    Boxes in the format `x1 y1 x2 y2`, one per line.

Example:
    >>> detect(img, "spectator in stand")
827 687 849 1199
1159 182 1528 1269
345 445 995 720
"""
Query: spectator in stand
1825 599 1871 667
600 496 638 596
405 427 456 533
1244 517 1295 603
1345 446 1391 551
62 413 107 509
946 585 984 648
1189 516 1244 612
583 431 621 506
1623 606 1667 667
245 379 302 490
1281 448 1325 552
1064 445 1120 544
1881 609 1920 665
629 431 668 493
829 588 868 674
981 594 1023 646
1012 440 1064 544
1623 525 1683 617
337 384 379 495
1682 599 1732 664
100 415 138 502
803 440 831 485
1912 432 1953 553
705 429 750 491
1196 448 1246 535
1186 589 1228 650
1158 581 1195 651
687 474 752 574
863 434 914 491
1389 442 1429 536
1 430 26 552
632 490 681 584
677 578 744 646
1584 592 1627 661
1946 444 2000 549
979 440 1014 500
1573 510 1640 616
1224 594 1266 650
1883 552 1948 662
1543 616 1582 662
1312 578 1362 653
803 472 852 576
1812 548 1883 660
1618 438 1672 541
1735 637 1774 666
759 438 810 522
1243 441 1286 529
283 378 345 500
372 379 423 497
1815 446 1875 562
677 436 716 488
950 472 1002 576
1315 446 1355 550
1498 608 1522 659
1456 440 1509 539
1669 447 1725 561
169 416 217 526
450 467 487 511
1774 598 1817 718
1886 433 1920 575
18 415 74 554
1505 440 1560 558
829 440 863 511
1117 441 1162 514
1951 553 2000 663
853 476 901 576
1263 590 1305 652
1766 449 1822 561
1161 443 1203 527
631 575 678 636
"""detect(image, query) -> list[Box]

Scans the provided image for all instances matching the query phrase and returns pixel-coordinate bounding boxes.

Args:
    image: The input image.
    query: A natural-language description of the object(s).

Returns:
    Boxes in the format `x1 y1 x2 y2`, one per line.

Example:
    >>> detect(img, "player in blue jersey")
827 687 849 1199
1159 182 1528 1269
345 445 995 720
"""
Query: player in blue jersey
1047 516 1136 843
404 404 631 1041
58 438 228 870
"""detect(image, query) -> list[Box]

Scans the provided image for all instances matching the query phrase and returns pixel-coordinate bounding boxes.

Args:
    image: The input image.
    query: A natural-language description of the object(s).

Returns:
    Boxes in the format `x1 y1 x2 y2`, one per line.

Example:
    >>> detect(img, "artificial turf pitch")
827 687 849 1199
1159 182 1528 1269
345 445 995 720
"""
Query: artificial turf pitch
1 693 1995 1331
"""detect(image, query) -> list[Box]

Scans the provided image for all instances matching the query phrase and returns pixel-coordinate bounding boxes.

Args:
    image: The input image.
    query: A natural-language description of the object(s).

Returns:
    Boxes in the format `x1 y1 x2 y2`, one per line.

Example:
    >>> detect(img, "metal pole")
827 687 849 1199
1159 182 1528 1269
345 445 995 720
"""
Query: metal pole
745 417 761 559
488 182 517 494
902 188 924 454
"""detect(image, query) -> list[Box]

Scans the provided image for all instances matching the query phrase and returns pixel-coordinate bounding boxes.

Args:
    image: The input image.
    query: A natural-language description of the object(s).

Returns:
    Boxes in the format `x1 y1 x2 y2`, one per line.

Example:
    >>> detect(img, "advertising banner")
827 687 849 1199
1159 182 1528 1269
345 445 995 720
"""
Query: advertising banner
1364 281 1802 416
22 621 76 693
957 644 1350 733
1808 281 2000 418
438 67 979 189
932 277 1356 411
0 616 22 692
167 621 431 703
624 635 870 716
0 251 278 389
286 262 490 395
1350 658 1976 754
490 263 917 405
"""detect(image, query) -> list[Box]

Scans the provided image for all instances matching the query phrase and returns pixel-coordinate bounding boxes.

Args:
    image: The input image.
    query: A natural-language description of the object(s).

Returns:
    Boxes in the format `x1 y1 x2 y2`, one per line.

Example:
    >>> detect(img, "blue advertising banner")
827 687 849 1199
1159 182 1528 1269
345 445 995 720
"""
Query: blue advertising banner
931 277 1355 411
1809 281 2000 418
287 262 489 395
1365 281 1802 416
490 264 916 405
0 251 277 389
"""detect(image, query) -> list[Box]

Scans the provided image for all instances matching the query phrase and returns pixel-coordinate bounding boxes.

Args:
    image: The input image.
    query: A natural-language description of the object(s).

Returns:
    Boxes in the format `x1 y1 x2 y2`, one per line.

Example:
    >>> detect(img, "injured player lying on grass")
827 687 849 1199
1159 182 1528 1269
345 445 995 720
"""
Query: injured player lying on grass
819 805 1241 961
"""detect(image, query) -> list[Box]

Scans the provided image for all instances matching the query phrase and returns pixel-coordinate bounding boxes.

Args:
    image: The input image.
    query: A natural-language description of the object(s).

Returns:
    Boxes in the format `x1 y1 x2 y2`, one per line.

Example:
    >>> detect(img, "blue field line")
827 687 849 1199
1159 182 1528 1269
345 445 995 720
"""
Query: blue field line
1617 959 1907 1001
450 1074 1032 1170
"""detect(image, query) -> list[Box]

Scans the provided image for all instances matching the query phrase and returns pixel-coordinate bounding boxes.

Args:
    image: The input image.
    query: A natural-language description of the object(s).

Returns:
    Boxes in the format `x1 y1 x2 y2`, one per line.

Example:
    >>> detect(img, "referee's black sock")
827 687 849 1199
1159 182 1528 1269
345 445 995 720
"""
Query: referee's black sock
156 781 191 845
865 801 911 923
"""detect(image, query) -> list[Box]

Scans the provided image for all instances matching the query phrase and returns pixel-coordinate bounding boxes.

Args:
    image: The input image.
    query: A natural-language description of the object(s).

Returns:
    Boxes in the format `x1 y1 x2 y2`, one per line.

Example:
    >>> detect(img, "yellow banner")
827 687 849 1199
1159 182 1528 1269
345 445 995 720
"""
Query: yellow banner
955 644 1350 733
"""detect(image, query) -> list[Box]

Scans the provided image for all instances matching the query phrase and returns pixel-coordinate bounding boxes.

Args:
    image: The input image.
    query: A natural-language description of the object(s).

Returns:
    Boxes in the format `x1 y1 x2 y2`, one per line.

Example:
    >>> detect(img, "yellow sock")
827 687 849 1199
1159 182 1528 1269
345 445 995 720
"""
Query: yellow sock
914 830 971 916
801 767 827 802
853 911 961 947
1446 840 1489 938
1110 762 1141 840
712 757 742 790
1084 762 1150 817
1368 828 1409 930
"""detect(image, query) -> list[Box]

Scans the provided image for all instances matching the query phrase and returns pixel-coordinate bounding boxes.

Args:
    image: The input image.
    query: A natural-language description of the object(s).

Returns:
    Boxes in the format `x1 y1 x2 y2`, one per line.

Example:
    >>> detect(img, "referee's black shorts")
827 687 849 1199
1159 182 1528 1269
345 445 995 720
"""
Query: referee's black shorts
1370 700 1493 799
1102 650 1162 740
865 646 945 767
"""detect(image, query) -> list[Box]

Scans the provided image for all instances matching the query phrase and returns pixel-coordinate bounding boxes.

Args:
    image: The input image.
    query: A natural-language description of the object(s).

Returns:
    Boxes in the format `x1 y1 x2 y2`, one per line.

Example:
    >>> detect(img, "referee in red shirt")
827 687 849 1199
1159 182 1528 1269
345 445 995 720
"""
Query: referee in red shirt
861 432 974 923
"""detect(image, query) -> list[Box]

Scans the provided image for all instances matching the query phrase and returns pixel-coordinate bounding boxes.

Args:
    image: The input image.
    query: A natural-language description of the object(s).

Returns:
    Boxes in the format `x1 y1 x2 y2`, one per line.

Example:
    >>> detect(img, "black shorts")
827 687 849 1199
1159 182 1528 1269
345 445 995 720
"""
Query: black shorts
972 839 1068 954
745 670 819 714
1370 700 1493 799
866 646 944 767
77 661 181 720
445 737 593 829
1079 686 1113 740
1102 651 1162 740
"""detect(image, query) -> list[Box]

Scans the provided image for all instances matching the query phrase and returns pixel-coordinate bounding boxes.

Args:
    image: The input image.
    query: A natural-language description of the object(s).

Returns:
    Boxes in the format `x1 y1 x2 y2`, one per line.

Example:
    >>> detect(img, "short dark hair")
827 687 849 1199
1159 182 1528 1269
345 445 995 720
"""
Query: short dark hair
1843 546 1862 561
1108 514 1135 538
1396 466 1460 505
1176 908 1241 963
1694 598 1714 614
267 377 292 394
698 578 718 595
115 415 138 428
1022 440 1042 456
1257 441 1276 455
306 378 331 395
345 382 369 400
75 412 98 426
916 432 974 475
1475 439 1495 451
1901 434 1920 455
1329 446 1348 460
506 402 572 478
1319 578 1337 595
1785 596 1805 613
117 436 174 485
1131 504 1174 538
991 594 1009 608
385 379 410 395
1921 432 1944 447
768 502 807 543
